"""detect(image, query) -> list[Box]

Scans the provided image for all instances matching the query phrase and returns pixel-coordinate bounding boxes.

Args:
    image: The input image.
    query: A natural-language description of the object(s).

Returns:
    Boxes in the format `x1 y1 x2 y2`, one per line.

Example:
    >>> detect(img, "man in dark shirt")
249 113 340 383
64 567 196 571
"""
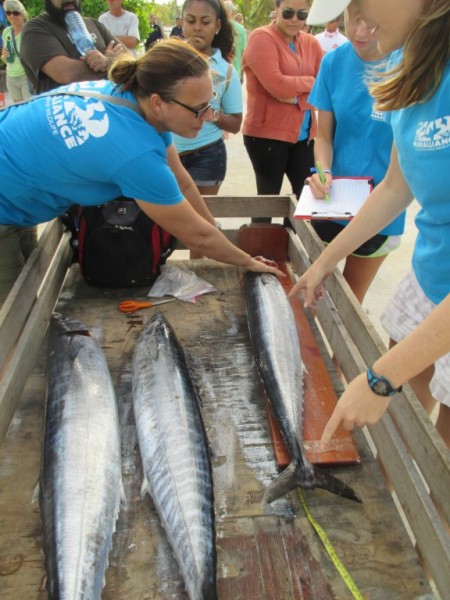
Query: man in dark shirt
20 0 126 94
170 16 183 38
144 13 163 50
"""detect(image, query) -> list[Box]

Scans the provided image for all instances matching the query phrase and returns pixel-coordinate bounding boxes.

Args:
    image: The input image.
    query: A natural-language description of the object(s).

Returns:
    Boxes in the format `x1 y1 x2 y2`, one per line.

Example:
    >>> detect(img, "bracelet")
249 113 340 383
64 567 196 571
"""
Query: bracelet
322 169 332 175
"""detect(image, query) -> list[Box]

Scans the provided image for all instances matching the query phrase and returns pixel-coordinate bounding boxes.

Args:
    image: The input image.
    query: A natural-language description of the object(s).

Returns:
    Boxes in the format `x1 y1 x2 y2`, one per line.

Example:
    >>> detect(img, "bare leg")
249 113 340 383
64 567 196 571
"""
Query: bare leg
342 254 387 303
389 339 437 415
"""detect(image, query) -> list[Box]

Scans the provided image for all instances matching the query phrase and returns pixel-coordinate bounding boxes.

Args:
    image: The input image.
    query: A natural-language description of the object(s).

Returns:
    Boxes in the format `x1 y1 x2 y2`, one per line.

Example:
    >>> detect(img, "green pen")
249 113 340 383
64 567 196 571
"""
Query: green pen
316 161 330 204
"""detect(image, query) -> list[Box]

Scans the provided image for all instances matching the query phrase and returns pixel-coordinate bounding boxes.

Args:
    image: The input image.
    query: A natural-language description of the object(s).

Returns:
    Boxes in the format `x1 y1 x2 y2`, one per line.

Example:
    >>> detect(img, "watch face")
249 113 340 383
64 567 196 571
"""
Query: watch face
372 379 390 396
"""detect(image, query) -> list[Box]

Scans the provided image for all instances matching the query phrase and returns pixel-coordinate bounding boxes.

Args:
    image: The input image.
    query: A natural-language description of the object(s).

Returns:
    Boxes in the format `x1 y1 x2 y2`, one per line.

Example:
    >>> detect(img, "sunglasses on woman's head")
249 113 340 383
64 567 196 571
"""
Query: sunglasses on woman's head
281 9 309 21
6 10 22 16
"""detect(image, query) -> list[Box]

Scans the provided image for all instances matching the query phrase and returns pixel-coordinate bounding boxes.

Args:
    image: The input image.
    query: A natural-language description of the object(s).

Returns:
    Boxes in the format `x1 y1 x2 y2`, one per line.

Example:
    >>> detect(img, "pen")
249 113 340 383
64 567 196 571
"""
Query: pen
316 161 330 204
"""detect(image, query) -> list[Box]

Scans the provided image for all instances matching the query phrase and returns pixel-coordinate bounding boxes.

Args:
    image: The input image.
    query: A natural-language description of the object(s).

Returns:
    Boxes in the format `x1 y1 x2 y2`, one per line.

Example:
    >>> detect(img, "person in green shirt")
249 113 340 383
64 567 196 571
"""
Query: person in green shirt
0 0 30 102
224 0 246 82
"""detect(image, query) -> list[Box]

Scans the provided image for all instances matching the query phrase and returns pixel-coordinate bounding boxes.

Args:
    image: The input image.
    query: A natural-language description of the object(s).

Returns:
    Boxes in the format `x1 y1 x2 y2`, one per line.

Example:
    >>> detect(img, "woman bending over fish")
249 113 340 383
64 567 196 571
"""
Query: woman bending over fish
0 38 282 278
291 0 450 448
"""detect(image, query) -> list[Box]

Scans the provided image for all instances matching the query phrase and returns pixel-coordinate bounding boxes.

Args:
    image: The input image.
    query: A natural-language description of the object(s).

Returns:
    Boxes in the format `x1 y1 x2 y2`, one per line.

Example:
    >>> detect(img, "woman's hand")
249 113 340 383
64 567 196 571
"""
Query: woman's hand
320 372 390 447
307 172 332 199
244 256 285 278
288 261 331 309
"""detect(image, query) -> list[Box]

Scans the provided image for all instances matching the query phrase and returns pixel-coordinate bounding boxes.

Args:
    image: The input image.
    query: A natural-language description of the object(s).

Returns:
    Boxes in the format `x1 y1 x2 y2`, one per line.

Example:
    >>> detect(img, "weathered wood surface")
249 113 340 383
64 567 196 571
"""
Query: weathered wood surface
0 260 432 599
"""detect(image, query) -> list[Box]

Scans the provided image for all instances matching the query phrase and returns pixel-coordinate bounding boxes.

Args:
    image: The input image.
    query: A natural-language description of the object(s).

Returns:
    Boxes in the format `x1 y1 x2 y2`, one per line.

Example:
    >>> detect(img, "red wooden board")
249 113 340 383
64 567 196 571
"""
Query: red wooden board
238 224 359 467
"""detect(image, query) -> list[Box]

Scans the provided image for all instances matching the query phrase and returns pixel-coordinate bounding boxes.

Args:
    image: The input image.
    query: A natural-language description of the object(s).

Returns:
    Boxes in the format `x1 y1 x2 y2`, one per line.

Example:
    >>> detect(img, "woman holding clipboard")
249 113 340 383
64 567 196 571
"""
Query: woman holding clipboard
306 2 406 302
292 0 450 447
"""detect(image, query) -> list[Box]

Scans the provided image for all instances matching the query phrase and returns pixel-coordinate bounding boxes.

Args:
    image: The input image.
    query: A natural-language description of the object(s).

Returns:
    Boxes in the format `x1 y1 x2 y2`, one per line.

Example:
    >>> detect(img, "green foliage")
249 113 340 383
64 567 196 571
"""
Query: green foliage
234 0 274 29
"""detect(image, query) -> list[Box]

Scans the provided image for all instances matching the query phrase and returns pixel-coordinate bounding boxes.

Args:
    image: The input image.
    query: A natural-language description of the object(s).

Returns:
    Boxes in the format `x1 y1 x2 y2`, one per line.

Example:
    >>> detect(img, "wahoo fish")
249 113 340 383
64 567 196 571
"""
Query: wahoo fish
40 314 122 599
243 272 361 504
132 311 217 600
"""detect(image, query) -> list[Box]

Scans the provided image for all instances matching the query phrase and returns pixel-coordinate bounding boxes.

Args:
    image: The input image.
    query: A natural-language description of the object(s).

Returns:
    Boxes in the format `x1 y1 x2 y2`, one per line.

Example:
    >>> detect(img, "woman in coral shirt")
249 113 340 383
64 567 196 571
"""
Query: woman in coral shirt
242 0 323 222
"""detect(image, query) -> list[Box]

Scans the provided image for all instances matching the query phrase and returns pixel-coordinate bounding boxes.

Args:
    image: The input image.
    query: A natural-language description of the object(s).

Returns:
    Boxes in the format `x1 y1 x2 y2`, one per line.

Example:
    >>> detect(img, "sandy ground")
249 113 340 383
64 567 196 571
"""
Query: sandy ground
221 130 419 344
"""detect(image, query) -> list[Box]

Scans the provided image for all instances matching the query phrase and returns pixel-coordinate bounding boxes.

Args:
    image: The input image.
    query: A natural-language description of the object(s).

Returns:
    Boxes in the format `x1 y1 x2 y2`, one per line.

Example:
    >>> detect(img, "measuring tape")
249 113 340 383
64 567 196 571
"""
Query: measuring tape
297 490 365 600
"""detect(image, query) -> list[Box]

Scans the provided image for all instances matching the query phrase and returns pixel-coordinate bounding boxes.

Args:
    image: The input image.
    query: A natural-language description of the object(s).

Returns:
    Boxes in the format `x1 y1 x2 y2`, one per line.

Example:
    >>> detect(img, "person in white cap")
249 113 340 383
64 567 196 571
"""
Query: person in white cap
291 0 450 448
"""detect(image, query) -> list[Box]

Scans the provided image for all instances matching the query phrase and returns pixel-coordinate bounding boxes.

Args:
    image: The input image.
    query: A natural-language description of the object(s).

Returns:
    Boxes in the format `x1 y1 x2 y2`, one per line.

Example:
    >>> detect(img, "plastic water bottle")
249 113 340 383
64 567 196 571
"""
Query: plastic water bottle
64 10 95 56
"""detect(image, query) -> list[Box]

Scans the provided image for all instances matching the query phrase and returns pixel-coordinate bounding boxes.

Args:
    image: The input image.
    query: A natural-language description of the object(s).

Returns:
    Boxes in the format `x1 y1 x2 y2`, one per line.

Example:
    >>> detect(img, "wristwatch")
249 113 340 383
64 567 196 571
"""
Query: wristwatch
367 366 402 397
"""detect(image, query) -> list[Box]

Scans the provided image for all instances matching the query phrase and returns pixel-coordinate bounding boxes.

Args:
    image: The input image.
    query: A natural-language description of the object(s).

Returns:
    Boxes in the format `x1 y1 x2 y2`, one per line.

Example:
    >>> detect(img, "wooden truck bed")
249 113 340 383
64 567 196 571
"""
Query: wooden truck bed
0 196 448 599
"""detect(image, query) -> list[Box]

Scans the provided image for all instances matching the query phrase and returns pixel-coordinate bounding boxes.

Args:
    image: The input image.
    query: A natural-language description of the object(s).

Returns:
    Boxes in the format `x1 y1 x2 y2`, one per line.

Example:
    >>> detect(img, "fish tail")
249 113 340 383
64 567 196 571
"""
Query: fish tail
262 462 362 505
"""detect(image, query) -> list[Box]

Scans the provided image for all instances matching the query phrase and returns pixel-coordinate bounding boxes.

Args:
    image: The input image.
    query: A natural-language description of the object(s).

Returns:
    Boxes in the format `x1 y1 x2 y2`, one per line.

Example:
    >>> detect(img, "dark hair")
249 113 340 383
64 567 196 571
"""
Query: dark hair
182 0 235 62
109 38 209 101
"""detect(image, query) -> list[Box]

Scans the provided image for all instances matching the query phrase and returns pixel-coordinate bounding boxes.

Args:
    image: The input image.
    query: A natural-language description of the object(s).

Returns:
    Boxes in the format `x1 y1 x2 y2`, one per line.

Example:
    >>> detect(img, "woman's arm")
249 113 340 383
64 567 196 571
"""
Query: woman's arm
320 294 450 443
289 144 414 308
212 111 242 135
309 109 335 196
166 144 216 225
136 197 284 276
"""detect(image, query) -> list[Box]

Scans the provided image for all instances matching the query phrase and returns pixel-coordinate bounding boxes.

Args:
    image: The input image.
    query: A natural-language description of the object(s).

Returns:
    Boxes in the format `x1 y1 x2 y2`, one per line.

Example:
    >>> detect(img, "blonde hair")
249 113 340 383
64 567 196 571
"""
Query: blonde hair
370 0 450 111
109 38 209 101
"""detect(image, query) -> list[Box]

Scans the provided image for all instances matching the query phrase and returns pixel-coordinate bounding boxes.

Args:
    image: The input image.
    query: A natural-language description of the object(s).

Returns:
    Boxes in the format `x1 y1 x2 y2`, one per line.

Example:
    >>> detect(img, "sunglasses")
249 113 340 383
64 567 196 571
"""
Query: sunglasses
171 90 217 120
281 9 309 21
6 10 22 16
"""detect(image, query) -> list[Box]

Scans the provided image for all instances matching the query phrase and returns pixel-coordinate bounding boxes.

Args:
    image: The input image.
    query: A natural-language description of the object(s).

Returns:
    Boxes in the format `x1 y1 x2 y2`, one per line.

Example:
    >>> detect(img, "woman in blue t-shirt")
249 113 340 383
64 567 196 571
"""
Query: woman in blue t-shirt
0 38 283 301
307 3 405 303
292 0 450 447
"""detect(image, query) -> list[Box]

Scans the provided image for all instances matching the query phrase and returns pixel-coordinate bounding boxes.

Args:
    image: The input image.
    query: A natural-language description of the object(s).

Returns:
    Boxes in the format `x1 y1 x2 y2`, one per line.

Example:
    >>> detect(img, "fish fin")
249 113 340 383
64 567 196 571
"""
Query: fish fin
262 461 362 505
311 465 362 503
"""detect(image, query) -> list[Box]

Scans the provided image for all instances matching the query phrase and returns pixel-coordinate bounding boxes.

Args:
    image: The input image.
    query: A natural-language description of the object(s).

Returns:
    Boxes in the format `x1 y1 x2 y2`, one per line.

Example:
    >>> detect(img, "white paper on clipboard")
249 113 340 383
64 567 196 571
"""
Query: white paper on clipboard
295 177 373 220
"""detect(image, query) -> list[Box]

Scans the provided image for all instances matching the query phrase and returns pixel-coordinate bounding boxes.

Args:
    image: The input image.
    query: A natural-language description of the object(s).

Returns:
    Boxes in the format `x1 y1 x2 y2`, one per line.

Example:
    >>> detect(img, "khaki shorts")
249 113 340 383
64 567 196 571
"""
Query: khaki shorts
381 270 450 407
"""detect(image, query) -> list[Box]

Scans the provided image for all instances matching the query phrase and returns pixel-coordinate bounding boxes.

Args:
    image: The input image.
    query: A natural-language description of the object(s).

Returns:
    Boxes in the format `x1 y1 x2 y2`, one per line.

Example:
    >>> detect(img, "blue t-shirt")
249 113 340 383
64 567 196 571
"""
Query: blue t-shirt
0 80 183 227
390 58 450 304
308 42 405 235
173 49 242 152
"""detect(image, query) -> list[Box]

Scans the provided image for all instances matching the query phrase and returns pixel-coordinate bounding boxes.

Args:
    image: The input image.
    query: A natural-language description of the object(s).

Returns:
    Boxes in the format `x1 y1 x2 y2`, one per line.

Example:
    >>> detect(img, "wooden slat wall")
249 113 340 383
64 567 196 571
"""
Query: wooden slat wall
0 221 71 447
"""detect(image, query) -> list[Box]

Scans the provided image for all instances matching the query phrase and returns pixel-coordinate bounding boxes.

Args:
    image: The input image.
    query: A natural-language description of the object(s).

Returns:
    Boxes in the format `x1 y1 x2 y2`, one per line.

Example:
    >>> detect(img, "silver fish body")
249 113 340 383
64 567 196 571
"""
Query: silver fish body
132 311 217 600
41 314 122 599
243 272 361 504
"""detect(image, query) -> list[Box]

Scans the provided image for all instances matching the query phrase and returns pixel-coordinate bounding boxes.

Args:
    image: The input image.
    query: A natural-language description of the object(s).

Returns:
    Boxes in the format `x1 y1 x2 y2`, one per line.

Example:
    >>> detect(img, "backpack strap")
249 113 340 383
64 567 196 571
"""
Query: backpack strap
1 88 144 117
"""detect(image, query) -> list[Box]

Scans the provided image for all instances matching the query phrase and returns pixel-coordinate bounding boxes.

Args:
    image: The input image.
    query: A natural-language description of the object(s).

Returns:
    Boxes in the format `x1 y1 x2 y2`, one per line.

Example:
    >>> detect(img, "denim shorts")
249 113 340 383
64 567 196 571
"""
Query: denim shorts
179 138 226 186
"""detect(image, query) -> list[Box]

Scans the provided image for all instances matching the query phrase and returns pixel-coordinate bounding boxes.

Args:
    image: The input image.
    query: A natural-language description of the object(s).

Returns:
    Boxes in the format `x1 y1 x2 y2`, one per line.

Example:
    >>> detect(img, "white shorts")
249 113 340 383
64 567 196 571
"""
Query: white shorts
381 270 450 407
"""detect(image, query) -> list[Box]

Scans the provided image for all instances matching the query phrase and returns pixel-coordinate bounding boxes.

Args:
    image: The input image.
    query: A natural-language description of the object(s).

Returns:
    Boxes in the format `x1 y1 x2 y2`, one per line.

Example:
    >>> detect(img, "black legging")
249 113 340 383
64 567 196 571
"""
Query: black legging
244 135 315 223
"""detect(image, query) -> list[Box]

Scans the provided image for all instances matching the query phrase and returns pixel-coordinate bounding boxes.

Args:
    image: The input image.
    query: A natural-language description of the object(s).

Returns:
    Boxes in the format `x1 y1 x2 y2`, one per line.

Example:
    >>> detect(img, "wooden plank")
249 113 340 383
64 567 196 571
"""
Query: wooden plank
0 232 71 448
0 220 64 371
204 195 291 219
